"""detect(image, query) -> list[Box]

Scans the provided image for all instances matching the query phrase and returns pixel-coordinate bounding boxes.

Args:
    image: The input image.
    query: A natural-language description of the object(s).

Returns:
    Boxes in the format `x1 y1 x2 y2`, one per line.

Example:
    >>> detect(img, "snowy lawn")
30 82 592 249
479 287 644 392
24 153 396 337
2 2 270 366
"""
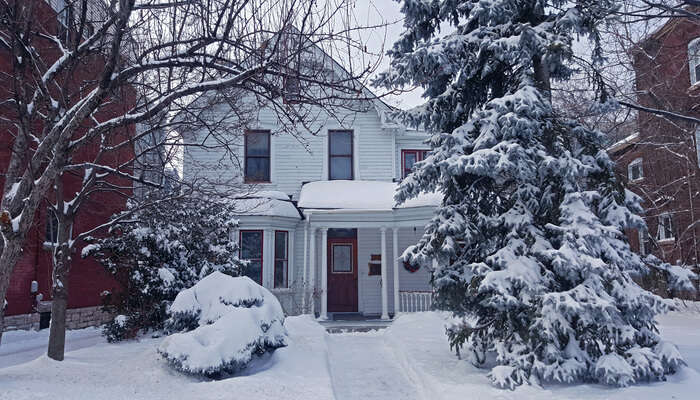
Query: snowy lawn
1 311 699 400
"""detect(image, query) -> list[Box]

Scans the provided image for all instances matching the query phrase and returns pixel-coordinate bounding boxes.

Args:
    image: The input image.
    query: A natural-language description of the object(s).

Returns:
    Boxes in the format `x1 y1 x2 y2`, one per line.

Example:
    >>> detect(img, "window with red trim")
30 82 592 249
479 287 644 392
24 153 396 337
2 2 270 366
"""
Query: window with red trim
240 230 264 285
244 130 271 182
274 231 288 288
402 149 428 178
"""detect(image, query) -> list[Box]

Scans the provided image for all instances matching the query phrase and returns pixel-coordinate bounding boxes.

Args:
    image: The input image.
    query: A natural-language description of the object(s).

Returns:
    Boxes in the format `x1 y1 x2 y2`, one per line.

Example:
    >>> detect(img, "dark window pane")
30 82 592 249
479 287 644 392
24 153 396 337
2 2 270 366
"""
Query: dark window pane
246 132 270 156
332 245 352 272
45 210 58 243
330 156 352 180
695 64 700 83
274 260 287 288
275 231 287 259
240 231 263 259
404 152 417 171
329 131 352 155
245 157 270 181
245 259 263 285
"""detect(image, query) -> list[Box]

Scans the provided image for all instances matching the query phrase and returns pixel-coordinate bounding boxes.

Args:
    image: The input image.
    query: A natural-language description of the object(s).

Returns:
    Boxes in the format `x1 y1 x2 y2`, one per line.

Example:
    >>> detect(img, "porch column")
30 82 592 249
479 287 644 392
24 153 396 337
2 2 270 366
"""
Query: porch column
308 227 316 315
392 227 400 316
320 227 329 320
302 223 309 312
380 227 389 320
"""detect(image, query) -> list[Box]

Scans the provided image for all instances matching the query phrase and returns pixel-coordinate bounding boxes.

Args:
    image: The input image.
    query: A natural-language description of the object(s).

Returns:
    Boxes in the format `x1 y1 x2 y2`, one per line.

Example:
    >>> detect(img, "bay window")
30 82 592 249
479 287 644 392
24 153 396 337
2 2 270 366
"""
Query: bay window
240 230 263 284
274 231 288 288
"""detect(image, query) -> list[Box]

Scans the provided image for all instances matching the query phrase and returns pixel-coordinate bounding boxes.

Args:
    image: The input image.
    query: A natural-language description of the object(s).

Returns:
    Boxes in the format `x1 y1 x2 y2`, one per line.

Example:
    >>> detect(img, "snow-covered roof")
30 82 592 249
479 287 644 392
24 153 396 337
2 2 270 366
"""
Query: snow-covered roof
298 181 441 210
607 132 640 153
232 191 301 219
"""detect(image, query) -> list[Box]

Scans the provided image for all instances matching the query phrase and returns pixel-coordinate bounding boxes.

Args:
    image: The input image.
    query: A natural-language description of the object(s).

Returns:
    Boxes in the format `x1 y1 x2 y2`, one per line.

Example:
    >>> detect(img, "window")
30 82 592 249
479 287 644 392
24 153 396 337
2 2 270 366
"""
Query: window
331 244 353 273
402 149 429 178
657 213 674 241
56 0 73 44
638 228 647 256
689 38 700 86
244 130 271 182
628 158 643 181
45 209 58 244
274 231 288 288
329 130 353 180
240 230 264 284
283 75 301 103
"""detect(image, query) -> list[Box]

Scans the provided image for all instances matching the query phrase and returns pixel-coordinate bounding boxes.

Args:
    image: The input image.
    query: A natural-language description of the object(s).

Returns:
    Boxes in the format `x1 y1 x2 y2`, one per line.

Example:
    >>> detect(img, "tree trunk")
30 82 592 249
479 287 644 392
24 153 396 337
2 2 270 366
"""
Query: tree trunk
47 218 73 361
0 239 25 346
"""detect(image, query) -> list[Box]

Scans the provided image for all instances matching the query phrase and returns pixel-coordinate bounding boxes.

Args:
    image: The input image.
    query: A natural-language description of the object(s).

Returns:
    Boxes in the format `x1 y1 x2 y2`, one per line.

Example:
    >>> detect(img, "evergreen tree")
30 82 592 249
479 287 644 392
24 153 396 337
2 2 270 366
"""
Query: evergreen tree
84 194 245 341
376 0 686 388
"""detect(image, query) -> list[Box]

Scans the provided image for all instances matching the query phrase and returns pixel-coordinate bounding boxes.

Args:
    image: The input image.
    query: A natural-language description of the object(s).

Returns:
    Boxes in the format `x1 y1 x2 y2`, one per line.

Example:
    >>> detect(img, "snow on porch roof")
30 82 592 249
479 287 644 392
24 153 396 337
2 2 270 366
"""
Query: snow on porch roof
298 180 441 210
231 191 301 219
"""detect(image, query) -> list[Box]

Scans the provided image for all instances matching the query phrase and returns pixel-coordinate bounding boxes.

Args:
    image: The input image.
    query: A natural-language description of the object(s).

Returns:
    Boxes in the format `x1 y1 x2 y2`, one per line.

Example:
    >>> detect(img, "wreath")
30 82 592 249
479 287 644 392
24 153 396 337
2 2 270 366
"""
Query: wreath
403 260 420 273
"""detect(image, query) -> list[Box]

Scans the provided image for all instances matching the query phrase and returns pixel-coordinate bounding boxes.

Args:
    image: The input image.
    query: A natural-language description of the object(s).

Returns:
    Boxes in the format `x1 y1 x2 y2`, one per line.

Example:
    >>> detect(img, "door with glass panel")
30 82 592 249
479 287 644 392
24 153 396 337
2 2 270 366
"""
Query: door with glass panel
327 238 358 312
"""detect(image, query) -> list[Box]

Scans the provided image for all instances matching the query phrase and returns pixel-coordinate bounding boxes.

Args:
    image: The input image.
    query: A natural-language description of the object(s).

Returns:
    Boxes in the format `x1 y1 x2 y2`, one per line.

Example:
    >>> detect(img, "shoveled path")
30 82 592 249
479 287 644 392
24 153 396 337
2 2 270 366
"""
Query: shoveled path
325 332 422 400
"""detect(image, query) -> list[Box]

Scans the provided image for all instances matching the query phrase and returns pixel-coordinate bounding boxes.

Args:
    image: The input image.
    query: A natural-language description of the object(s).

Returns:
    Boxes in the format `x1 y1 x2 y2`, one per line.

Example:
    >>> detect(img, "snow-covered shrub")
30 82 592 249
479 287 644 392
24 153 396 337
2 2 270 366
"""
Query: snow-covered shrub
84 194 245 342
158 271 287 378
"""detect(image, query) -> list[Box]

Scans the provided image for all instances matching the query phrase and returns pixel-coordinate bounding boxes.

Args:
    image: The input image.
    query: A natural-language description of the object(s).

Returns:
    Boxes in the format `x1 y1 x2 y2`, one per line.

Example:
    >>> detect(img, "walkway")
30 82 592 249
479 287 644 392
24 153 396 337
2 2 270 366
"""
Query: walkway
325 332 422 400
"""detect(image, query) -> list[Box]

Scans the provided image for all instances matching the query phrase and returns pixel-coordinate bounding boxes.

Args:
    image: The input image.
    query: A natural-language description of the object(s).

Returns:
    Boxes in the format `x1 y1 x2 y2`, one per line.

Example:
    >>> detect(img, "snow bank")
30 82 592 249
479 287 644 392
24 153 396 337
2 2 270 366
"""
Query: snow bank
158 272 288 378
298 180 441 210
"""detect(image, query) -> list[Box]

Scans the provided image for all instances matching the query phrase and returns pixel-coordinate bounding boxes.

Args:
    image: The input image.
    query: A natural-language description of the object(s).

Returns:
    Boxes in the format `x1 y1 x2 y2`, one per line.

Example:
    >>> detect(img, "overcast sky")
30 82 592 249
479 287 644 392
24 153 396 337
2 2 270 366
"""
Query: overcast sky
352 0 426 110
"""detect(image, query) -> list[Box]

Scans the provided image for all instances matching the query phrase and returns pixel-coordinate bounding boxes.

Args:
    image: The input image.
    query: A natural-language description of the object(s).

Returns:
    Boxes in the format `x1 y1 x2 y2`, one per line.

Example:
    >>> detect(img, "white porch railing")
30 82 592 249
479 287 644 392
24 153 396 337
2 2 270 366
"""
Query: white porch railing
399 291 433 312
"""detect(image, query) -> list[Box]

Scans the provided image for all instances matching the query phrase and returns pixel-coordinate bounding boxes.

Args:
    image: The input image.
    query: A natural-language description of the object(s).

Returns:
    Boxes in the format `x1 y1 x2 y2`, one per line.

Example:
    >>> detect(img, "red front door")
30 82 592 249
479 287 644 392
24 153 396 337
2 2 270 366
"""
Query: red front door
327 238 358 312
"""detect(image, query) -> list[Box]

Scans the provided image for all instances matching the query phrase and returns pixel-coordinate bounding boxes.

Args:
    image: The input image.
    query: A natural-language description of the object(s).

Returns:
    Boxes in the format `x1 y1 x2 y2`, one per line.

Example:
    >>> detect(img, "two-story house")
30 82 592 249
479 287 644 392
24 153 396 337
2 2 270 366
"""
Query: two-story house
181 56 439 319
609 12 699 295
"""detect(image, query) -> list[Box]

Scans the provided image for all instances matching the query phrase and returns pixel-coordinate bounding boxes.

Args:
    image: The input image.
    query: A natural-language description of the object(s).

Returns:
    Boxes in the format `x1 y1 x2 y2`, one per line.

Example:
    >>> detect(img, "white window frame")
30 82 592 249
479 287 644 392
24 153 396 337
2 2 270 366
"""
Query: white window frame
638 228 647 256
628 158 643 182
689 37 700 86
657 213 674 241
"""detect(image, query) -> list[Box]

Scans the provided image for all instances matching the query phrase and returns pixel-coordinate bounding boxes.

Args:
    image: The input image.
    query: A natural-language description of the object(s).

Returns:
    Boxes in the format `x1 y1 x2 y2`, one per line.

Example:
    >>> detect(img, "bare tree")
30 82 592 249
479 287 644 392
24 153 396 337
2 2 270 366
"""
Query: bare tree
0 0 388 351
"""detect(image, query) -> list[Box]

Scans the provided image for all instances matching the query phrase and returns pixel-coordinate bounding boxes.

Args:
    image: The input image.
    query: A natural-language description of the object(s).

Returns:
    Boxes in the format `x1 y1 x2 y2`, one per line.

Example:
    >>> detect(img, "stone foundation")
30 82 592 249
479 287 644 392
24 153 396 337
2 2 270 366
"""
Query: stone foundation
3 305 113 332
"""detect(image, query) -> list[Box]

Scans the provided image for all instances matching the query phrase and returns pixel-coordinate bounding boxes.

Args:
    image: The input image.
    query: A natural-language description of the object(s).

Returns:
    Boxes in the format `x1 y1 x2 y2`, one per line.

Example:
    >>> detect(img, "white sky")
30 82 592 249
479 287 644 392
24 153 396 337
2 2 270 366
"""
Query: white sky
351 0 426 110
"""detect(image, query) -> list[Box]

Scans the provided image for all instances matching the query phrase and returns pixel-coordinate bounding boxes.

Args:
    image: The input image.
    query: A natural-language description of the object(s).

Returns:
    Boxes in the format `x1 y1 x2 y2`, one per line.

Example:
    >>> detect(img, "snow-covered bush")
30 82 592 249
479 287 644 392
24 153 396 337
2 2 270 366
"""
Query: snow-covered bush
158 271 288 378
84 194 245 341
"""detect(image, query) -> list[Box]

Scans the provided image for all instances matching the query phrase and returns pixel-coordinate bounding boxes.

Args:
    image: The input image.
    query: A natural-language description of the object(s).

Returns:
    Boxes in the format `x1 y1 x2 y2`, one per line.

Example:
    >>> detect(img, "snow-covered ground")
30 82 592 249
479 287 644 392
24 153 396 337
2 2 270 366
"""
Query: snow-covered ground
1 310 699 400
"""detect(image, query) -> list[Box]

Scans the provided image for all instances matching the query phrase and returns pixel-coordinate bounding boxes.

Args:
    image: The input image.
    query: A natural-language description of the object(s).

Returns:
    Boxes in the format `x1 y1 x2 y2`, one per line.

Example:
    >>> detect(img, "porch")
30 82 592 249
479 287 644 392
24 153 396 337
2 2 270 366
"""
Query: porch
297 180 440 321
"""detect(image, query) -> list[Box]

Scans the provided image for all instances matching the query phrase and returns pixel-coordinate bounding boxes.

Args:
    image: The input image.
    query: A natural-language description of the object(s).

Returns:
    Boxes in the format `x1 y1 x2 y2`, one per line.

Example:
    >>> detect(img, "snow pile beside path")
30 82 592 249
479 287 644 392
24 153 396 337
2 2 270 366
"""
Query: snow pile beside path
158 272 287 378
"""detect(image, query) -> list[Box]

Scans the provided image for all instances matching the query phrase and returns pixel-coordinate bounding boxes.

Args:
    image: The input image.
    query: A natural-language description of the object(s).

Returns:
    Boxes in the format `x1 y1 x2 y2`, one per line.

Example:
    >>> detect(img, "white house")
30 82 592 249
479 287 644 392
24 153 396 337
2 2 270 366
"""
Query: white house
181 48 438 320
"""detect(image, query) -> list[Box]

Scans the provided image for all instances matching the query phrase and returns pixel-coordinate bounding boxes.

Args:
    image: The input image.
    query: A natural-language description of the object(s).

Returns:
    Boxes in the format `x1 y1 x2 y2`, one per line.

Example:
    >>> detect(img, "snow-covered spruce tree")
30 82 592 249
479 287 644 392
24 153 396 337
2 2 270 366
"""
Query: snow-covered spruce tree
375 0 685 388
84 194 245 341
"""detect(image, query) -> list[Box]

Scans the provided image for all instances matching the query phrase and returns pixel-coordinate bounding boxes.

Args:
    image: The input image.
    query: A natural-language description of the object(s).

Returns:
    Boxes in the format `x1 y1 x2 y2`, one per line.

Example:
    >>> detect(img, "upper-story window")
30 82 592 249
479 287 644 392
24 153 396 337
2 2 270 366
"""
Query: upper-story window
45 209 59 244
402 149 428 178
329 130 353 180
283 75 301 103
244 130 271 182
56 0 73 44
628 158 643 182
657 213 674 241
689 38 700 86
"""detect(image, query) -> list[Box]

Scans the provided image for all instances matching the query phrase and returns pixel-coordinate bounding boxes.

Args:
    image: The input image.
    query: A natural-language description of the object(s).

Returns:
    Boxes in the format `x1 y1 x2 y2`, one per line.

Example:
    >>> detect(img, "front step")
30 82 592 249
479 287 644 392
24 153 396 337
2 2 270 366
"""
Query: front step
319 319 393 334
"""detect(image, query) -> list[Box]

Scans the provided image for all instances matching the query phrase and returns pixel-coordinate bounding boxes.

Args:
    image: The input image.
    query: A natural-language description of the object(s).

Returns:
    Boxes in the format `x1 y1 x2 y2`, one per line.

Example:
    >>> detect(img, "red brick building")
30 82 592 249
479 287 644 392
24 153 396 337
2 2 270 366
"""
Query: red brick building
610 13 700 294
0 0 134 330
